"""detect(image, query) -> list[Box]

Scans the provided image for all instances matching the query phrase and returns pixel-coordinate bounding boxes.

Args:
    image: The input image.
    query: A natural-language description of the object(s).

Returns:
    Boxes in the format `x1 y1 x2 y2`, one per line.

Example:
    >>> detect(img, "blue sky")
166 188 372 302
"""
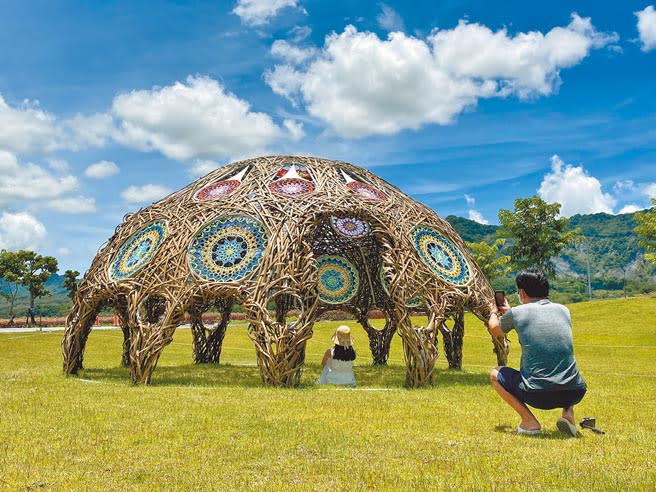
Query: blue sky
0 0 655 273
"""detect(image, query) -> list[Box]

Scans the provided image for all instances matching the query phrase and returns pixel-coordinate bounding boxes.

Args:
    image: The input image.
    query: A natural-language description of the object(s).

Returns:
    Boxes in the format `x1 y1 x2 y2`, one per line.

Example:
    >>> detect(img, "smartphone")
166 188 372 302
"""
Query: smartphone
494 291 506 308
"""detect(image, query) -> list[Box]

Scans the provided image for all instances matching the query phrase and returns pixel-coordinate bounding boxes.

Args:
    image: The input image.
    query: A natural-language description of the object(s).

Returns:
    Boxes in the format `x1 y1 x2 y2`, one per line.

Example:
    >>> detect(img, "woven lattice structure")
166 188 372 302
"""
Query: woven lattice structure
62 156 509 386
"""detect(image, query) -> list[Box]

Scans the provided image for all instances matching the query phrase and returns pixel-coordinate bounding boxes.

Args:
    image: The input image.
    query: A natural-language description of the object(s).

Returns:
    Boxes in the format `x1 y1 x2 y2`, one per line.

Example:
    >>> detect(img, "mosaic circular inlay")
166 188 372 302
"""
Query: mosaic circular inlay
347 181 387 201
109 221 167 280
188 216 267 282
330 216 371 238
412 225 471 286
269 178 315 197
194 180 241 200
316 255 360 304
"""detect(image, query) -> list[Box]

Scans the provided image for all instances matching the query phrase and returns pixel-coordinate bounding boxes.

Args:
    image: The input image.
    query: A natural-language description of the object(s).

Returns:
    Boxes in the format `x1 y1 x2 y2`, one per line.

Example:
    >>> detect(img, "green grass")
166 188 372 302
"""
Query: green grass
1 298 655 491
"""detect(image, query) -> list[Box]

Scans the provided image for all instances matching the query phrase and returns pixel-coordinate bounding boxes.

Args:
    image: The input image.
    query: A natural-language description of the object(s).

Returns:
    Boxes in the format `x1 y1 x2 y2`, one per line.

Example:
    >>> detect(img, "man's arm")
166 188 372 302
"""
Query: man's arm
487 300 510 338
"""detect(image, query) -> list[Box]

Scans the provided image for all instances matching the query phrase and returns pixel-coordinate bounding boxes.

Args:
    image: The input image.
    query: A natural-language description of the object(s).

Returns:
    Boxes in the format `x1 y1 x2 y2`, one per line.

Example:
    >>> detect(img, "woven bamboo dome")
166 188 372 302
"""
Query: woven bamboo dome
62 155 508 386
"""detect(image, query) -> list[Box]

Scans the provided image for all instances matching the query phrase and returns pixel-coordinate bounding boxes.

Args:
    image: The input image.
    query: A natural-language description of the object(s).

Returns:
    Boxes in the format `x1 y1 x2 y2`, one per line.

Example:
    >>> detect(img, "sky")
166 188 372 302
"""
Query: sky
0 0 655 273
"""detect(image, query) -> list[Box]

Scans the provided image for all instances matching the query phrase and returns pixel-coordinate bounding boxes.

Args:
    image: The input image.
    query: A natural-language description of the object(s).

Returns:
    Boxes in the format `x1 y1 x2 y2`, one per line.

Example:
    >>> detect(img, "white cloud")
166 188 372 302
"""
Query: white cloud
283 119 304 140
48 159 70 173
0 96 115 154
265 15 617 137
464 193 475 205
121 184 172 203
431 14 619 98
190 160 221 177
0 150 79 206
47 197 97 214
636 5 656 52
538 155 615 217
233 0 301 26
85 160 120 179
377 4 405 32
0 212 47 251
614 179 635 192
468 210 489 224
57 247 72 256
112 76 297 161
619 204 642 214
645 183 656 198
271 40 318 64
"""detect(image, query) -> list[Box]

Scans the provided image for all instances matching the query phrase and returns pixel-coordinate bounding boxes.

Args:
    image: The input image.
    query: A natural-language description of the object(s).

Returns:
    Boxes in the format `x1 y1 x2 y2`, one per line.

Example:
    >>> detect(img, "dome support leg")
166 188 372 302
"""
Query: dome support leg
441 308 465 370
62 295 103 375
358 313 396 366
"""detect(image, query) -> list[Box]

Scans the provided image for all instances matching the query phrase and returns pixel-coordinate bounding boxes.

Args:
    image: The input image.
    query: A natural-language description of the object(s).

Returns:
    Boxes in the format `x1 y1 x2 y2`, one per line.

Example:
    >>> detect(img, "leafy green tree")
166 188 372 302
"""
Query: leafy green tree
0 250 23 322
466 239 511 282
635 198 656 264
497 196 581 276
13 251 59 326
63 269 80 300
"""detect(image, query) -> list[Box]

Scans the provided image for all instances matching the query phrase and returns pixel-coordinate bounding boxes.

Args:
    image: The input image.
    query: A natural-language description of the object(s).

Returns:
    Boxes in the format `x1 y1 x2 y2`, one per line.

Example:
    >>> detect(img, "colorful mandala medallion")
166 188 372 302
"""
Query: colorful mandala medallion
330 216 371 238
188 216 267 282
347 181 387 201
194 180 240 200
412 226 471 286
269 178 315 197
272 163 313 181
316 255 360 304
109 221 167 280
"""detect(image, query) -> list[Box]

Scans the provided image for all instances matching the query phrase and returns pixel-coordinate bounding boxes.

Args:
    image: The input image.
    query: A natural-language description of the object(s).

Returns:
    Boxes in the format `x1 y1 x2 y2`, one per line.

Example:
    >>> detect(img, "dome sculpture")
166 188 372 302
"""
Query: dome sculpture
62 156 509 386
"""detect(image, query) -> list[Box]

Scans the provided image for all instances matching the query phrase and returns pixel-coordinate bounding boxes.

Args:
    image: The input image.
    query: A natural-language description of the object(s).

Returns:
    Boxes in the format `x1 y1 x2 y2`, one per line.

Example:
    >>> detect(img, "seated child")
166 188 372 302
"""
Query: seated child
317 325 356 386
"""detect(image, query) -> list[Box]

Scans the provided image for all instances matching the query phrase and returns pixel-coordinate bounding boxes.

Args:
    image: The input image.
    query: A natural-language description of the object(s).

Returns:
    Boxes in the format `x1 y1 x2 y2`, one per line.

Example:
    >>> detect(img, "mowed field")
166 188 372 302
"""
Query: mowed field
1 298 655 491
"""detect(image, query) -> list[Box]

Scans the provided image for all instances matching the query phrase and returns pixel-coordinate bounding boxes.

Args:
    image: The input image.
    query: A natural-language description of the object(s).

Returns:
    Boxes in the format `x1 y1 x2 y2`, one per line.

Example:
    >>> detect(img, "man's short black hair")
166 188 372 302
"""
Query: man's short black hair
516 268 549 298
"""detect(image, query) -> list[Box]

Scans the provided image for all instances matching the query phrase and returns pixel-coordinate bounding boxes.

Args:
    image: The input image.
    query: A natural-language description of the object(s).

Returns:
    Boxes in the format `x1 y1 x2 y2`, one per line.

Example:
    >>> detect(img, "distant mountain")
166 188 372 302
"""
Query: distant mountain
446 211 650 279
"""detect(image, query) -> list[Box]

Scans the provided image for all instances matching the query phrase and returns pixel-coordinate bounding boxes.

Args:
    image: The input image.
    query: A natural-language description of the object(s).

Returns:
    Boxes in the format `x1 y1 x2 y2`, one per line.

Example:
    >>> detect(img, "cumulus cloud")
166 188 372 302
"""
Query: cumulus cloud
265 15 617 137
619 204 642 214
0 211 47 251
233 0 302 26
468 210 489 224
112 76 299 160
0 150 79 205
377 4 405 32
48 159 70 173
190 160 220 177
645 183 656 198
47 197 97 214
271 40 318 64
538 155 615 217
0 96 116 154
85 160 120 179
121 184 172 204
636 5 656 52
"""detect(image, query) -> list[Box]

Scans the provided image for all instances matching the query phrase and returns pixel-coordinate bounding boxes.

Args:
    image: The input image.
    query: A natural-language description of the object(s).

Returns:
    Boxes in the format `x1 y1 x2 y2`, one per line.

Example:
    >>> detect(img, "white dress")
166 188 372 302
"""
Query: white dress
317 348 356 386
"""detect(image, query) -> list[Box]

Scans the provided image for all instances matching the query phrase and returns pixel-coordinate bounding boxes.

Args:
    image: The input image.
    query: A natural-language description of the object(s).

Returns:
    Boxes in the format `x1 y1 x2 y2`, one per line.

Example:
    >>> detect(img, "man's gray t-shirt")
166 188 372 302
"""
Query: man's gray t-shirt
499 299 586 392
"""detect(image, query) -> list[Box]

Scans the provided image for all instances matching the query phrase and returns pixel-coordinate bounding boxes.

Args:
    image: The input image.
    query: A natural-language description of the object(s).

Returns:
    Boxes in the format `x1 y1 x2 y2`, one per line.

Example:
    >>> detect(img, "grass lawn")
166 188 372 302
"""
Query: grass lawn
1 298 655 491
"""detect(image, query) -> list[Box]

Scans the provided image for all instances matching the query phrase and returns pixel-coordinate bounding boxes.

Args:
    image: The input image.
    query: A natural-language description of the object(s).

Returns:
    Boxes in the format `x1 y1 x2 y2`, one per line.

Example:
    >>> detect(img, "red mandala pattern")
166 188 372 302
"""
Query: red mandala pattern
195 180 241 200
269 178 316 197
347 182 387 201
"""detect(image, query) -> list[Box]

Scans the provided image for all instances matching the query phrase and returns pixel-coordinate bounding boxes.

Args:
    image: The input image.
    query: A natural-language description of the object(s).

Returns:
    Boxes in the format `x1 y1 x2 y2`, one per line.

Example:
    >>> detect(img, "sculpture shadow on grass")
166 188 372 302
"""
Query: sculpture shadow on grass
77 363 489 389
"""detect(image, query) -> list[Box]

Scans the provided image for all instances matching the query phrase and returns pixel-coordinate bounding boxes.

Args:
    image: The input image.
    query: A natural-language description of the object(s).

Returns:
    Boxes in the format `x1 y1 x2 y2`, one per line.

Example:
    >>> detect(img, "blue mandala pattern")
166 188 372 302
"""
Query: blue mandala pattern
412 226 471 286
188 216 267 282
330 216 371 238
109 221 167 280
316 255 360 304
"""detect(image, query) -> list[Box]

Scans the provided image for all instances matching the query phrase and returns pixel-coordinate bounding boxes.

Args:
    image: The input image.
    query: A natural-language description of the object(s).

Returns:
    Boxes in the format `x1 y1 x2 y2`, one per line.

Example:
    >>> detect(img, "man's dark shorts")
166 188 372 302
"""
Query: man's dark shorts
496 367 586 410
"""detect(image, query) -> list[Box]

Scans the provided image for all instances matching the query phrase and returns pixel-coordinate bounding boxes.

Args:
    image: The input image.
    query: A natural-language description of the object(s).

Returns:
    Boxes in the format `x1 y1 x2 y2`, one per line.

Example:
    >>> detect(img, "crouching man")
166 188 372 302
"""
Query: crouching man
487 268 587 436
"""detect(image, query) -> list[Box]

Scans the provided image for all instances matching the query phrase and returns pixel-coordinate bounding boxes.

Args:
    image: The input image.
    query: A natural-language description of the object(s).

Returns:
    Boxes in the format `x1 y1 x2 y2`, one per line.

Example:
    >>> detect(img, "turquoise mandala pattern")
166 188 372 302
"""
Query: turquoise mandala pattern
188 216 267 282
109 221 167 280
412 226 471 286
317 255 359 304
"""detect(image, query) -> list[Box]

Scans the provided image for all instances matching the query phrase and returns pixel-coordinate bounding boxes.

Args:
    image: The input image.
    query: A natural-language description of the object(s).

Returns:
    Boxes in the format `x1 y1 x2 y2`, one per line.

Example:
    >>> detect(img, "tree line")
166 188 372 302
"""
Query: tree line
467 196 656 296
0 250 79 326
